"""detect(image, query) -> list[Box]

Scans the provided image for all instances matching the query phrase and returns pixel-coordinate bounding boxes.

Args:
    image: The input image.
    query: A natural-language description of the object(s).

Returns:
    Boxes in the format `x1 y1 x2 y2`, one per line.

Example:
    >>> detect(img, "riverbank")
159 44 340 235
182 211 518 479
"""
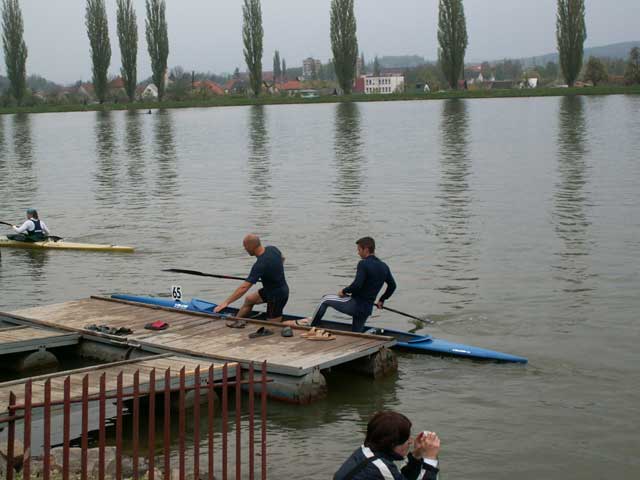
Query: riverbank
1 85 639 115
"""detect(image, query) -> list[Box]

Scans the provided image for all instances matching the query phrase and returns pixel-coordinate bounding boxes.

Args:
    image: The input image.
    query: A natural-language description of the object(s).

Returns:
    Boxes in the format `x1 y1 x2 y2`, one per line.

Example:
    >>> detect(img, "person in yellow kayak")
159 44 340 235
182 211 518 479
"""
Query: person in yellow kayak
7 209 50 242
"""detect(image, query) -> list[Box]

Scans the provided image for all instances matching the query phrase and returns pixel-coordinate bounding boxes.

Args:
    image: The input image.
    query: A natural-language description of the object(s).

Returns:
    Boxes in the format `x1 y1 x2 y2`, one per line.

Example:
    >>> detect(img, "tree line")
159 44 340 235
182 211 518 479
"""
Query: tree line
2 0 639 106
2 0 169 105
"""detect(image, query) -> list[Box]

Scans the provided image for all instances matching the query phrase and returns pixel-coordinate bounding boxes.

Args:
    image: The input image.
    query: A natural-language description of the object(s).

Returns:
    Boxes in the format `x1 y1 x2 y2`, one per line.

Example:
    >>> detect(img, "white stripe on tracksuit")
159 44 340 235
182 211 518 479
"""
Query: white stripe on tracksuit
361 446 394 480
310 294 352 319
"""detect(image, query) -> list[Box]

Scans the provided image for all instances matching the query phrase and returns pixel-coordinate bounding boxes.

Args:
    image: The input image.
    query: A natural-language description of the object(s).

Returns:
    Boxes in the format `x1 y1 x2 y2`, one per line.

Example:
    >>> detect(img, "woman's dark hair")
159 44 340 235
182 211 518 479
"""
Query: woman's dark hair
364 411 412 453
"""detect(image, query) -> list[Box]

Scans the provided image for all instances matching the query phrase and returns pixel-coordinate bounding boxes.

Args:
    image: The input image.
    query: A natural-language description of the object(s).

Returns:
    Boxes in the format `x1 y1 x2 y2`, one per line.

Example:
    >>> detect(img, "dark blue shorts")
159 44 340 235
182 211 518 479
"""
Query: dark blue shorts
258 287 289 319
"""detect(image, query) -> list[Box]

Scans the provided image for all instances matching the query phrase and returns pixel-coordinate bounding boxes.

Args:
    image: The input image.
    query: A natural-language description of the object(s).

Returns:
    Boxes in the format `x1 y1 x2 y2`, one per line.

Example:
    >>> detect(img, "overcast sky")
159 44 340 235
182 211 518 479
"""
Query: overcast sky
6 0 640 84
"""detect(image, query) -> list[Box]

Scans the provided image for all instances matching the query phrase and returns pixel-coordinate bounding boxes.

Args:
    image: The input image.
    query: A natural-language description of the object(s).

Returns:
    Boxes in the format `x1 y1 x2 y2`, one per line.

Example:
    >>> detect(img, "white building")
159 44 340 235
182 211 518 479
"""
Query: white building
302 57 322 79
363 75 405 94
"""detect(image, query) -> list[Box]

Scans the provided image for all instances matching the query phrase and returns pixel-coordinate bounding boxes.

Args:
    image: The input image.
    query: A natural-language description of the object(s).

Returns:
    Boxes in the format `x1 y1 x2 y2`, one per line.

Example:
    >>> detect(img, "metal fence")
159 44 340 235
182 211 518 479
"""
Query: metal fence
0 361 268 480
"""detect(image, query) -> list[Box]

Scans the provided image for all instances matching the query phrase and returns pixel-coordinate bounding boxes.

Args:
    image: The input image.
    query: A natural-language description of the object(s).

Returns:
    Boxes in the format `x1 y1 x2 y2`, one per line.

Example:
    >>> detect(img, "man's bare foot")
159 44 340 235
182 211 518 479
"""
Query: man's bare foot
282 318 311 327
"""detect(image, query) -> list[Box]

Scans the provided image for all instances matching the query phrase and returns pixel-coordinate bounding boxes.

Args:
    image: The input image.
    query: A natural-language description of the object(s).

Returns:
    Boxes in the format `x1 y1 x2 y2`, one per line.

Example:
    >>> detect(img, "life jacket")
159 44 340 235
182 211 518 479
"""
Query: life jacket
26 219 46 240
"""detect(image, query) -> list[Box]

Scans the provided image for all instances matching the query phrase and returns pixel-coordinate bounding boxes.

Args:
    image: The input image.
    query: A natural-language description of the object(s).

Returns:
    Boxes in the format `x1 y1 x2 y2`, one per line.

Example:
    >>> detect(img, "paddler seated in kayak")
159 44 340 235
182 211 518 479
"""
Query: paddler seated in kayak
214 234 290 322
7 209 50 242
307 236 397 332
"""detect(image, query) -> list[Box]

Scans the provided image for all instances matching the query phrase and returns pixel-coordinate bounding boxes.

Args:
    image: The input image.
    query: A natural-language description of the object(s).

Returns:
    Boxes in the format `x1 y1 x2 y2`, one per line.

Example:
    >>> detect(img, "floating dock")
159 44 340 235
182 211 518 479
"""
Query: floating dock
0 325 79 356
1 296 397 403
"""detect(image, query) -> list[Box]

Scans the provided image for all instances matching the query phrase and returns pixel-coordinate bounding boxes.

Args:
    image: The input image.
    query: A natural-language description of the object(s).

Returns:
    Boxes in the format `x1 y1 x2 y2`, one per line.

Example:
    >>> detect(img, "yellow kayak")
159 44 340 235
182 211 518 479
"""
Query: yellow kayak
0 236 135 253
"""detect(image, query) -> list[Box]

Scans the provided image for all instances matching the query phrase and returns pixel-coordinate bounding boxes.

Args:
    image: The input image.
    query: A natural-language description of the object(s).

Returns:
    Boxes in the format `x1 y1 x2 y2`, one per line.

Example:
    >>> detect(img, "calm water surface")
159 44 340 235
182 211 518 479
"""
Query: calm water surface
1 96 639 479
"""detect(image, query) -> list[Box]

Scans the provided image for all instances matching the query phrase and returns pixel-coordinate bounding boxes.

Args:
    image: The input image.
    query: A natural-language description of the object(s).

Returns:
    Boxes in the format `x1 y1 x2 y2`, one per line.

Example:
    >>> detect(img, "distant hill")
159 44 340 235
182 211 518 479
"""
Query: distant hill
378 55 427 69
522 41 640 67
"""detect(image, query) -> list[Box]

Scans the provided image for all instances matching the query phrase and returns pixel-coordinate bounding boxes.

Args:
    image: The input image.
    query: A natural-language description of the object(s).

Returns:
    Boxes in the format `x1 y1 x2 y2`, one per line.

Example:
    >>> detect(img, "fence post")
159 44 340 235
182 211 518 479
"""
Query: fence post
207 365 215 480
249 363 255 480
43 380 51 480
133 370 140 480
116 372 123 480
235 363 242 480
6 392 15 480
99 373 106 480
148 369 156 480
63 377 71 480
261 361 267 480
81 375 89 480
179 367 186 480
193 366 201 480
164 368 171 480
23 379 32 480
222 363 228 480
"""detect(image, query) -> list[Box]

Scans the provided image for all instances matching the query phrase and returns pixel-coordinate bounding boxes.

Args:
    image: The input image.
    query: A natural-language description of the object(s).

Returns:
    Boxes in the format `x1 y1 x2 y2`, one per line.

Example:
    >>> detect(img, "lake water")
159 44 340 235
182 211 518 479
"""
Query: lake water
1 95 639 479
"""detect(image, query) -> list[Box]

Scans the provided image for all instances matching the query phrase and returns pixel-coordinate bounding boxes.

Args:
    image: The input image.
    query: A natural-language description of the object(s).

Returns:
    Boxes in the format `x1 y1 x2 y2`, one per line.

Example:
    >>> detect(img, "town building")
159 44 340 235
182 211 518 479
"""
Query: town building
302 57 322 79
354 74 405 94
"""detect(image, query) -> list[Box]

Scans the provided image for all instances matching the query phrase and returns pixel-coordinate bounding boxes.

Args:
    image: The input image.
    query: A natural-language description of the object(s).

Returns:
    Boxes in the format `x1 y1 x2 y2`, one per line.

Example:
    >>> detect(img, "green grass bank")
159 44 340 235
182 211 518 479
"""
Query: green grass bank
1 85 639 115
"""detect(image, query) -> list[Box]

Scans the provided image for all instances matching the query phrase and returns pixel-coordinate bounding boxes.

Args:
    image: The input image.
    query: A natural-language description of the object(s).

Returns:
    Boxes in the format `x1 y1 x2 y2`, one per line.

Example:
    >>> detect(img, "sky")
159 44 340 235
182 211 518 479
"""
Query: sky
5 0 640 84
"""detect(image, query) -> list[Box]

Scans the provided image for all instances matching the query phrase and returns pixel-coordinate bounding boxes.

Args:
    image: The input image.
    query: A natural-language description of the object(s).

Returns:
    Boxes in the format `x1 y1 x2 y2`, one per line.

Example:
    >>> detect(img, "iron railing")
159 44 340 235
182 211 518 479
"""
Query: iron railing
0 361 268 480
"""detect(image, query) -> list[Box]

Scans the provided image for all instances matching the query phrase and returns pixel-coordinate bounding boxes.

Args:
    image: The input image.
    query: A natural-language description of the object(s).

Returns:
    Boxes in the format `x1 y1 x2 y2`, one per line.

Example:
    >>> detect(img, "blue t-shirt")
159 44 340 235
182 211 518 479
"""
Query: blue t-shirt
245 246 288 298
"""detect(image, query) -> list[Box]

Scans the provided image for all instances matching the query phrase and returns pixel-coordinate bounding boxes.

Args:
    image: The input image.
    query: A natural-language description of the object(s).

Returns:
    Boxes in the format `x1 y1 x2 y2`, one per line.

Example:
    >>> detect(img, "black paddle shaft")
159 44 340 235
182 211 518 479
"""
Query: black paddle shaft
163 268 246 281
382 305 434 324
0 221 14 227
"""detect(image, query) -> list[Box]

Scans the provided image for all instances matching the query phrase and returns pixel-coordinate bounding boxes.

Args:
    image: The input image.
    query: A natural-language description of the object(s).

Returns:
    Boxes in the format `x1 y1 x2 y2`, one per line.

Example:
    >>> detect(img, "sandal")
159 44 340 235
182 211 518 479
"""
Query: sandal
300 327 323 338
306 331 336 341
226 319 248 329
249 326 274 338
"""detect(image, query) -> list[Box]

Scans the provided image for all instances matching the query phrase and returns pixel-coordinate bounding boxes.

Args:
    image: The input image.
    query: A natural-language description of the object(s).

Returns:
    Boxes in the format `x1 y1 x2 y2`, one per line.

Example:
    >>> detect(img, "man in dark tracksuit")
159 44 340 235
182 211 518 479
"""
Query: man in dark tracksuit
310 237 396 332
333 447 439 480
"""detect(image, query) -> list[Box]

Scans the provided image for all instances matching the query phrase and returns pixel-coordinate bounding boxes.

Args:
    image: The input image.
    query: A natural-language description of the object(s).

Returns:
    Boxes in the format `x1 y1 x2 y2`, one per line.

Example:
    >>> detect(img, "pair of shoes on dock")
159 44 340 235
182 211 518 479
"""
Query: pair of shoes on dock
300 327 336 341
226 319 248 329
85 324 133 336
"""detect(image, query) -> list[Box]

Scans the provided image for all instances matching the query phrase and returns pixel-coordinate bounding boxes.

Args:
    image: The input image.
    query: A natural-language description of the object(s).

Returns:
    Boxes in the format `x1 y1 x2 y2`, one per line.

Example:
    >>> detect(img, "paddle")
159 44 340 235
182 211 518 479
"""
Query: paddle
381 305 433 324
163 268 246 281
1 221 63 242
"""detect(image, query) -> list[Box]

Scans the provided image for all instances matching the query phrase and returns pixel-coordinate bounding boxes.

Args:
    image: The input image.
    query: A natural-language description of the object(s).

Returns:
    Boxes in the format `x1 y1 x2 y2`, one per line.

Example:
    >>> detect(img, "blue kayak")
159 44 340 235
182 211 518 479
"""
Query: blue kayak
112 294 528 364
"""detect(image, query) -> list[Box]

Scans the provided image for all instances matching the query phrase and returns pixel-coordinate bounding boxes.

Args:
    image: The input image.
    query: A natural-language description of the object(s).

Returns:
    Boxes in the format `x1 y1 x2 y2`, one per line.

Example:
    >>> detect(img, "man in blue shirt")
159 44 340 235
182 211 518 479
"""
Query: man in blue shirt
310 237 397 332
214 234 289 321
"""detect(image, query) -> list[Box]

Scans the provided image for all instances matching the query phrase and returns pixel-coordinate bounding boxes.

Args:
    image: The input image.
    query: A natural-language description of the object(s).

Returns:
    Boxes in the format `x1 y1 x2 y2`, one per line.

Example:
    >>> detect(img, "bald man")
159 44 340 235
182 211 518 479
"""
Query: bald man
214 235 289 321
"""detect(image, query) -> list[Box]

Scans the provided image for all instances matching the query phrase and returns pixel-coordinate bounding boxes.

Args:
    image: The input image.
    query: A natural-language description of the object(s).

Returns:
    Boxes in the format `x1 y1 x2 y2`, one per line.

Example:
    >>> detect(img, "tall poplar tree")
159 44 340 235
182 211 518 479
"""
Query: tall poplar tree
86 0 111 104
556 0 586 87
282 58 287 81
273 50 281 83
242 0 263 97
437 0 468 90
1 0 27 104
146 0 169 100
330 0 358 94
117 0 138 102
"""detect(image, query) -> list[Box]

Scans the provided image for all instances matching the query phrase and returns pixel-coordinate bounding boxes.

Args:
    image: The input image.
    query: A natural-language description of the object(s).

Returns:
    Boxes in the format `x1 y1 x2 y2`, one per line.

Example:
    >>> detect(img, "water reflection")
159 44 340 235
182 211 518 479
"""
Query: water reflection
7 114 36 206
0 116 6 161
246 105 272 232
552 96 594 309
153 110 178 200
93 111 120 206
433 99 478 309
124 110 148 206
332 102 365 207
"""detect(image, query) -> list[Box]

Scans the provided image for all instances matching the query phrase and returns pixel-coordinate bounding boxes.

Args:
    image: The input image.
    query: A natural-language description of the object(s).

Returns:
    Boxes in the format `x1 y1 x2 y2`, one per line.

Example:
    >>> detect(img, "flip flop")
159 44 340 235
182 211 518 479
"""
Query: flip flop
281 326 293 338
249 326 274 339
295 318 311 326
226 319 247 329
300 327 323 338
306 331 336 341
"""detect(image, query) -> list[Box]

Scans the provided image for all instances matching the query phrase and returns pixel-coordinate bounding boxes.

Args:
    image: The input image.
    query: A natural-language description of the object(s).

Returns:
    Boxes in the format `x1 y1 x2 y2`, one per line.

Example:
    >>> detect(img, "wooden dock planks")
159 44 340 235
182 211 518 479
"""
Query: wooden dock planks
0 325 79 355
0 354 234 413
7 297 396 376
